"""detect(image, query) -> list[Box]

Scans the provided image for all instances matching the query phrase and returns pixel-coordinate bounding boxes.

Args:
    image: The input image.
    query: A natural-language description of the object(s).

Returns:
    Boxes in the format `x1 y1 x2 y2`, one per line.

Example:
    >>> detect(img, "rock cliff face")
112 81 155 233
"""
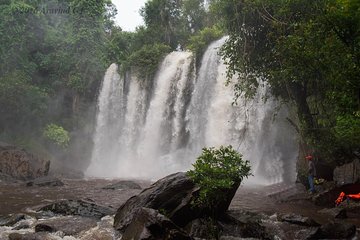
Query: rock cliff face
333 159 360 186
0 142 50 180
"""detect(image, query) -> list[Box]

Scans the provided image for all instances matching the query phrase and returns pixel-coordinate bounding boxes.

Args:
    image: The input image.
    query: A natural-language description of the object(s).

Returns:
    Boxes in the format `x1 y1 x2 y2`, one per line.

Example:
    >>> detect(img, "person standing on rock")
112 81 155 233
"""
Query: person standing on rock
306 155 316 193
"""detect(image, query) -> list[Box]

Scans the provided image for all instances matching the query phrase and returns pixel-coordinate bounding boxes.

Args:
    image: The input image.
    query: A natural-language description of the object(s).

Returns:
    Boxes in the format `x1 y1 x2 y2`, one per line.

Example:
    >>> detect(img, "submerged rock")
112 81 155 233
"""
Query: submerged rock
26 177 64 187
35 216 97 235
8 232 58 240
102 180 142 190
0 143 50 180
38 199 114 219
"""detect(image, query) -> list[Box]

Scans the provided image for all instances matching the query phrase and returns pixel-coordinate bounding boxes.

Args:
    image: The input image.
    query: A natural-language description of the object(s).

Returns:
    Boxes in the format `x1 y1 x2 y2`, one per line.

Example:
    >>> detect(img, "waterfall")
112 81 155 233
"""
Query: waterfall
87 37 298 184
87 63 125 177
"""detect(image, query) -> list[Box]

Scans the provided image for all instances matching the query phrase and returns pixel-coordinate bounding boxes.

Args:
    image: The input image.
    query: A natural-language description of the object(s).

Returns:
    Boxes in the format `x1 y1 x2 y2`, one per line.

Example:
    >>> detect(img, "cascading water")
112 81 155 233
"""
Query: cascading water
87 63 125 177
87 37 298 184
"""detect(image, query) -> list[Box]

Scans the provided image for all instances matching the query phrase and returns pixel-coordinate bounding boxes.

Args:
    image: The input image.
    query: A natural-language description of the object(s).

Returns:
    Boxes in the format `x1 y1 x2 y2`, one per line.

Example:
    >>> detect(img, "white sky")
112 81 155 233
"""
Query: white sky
112 0 146 32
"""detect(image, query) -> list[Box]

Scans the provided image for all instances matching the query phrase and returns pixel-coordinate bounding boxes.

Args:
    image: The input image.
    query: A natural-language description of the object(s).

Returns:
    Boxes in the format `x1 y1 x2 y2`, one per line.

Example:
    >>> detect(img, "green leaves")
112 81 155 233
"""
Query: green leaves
187 26 224 57
127 43 172 82
214 0 360 161
187 145 251 210
0 71 48 129
43 124 70 148
334 113 360 148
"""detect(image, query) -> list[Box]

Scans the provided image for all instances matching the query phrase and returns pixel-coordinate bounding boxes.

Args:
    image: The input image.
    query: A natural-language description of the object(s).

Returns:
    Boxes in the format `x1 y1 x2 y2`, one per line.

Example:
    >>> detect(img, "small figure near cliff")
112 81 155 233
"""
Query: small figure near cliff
306 155 316 193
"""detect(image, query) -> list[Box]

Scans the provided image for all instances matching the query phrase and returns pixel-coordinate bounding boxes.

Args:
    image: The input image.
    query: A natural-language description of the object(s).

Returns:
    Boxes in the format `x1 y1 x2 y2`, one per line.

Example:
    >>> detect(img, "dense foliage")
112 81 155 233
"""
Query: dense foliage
212 0 360 166
187 145 251 210
0 0 112 167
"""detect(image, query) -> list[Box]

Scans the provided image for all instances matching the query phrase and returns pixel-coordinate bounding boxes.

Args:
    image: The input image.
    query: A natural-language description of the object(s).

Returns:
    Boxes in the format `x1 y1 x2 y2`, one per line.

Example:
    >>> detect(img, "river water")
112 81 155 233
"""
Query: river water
1 179 359 224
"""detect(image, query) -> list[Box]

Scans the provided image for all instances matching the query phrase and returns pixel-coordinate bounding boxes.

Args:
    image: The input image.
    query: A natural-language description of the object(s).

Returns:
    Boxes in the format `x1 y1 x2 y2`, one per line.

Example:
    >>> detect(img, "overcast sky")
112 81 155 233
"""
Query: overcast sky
112 0 146 32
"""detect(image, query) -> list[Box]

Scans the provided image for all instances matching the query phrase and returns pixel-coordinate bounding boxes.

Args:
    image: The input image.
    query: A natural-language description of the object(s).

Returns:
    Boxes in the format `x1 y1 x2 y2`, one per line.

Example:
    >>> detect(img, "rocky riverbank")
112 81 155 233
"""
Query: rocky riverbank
1 144 360 239
0 173 359 239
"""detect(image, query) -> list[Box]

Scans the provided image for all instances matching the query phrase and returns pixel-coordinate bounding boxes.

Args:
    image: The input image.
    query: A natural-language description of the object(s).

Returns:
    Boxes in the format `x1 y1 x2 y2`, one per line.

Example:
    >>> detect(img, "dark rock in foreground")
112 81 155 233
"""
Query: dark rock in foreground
0 214 25 226
294 227 320 240
114 172 240 232
318 207 347 219
38 199 114 219
121 208 193 240
316 221 356 239
224 211 273 240
8 232 53 240
102 180 142 190
0 143 50 180
35 216 97 235
114 172 199 231
280 213 320 227
26 176 64 187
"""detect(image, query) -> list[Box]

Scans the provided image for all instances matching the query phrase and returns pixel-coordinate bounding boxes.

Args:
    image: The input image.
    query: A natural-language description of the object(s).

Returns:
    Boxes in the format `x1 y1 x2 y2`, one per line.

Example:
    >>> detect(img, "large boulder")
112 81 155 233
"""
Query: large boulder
102 180 142 190
114 172 199 231
114 172 239 231
333 159 360 186
315 221 356 239
0 143 50 180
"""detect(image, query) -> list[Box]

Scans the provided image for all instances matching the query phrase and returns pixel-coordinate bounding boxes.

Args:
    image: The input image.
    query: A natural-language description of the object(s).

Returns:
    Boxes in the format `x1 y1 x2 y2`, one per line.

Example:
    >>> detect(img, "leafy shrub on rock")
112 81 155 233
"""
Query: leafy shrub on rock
187 145 251 212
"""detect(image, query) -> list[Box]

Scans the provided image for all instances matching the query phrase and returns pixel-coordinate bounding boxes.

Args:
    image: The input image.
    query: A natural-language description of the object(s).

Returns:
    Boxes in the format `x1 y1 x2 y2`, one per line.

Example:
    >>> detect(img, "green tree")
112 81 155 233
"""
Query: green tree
141 0 184 48
187 145 251 212
43 123 70 148
0 71 48 133
212 0 360 164
0 0 112 167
